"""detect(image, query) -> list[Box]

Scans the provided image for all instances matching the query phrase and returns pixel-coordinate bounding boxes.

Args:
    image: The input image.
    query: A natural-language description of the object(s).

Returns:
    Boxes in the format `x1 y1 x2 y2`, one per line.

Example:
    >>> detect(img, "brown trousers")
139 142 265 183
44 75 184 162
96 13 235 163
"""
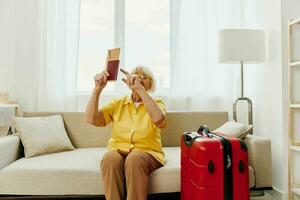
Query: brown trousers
101 150 162 200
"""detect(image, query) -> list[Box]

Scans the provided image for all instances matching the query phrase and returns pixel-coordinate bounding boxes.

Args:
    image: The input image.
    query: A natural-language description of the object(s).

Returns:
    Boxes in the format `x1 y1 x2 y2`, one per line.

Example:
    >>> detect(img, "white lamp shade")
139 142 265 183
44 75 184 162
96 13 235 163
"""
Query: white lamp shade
219 29 265 63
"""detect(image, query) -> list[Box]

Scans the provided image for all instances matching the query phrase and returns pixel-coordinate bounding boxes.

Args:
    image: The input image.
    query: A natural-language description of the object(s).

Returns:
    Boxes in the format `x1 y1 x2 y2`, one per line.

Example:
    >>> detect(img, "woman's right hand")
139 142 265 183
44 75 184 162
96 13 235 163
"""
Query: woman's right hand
94 70 110 90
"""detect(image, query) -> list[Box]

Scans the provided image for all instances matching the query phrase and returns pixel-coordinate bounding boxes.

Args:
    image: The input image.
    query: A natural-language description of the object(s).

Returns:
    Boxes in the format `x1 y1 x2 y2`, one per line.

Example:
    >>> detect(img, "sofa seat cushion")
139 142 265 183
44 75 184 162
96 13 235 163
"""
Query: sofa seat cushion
0 147 254 195
249 165 255 188
0 147 180 195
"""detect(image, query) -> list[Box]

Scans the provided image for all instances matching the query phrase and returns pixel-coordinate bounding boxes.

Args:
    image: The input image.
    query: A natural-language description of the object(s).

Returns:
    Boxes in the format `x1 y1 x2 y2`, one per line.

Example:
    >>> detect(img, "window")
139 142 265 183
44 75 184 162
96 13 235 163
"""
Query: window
77 0 114 92
77 0 170 93
125 0 170 89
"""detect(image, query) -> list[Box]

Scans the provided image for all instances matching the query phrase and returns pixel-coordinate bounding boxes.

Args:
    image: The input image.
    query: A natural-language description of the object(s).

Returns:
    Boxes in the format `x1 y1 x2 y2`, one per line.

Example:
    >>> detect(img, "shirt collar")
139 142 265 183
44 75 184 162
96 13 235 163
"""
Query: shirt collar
123 94 144 105
123 94 133 105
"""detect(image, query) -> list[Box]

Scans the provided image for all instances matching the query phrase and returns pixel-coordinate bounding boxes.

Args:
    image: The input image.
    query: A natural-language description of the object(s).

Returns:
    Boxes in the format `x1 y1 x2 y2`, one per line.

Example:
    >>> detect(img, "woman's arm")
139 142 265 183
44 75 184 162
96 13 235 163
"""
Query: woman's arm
136 87 166 129
85 71 109 127
120 68 166 128
85 87 106 127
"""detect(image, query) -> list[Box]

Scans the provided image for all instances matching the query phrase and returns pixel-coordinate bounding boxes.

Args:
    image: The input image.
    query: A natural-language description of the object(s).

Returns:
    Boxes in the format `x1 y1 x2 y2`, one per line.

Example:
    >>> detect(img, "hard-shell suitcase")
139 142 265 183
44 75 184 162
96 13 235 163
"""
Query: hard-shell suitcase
181 125 249 200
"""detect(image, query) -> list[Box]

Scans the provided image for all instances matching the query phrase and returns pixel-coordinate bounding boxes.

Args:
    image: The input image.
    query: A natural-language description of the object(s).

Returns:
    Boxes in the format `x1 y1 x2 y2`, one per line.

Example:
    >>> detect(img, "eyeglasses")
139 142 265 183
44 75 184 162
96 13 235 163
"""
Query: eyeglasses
134 74 151 81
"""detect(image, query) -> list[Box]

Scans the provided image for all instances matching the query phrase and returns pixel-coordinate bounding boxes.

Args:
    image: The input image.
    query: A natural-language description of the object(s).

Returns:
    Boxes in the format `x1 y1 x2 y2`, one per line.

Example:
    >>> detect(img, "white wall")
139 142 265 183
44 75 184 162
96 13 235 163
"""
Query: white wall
243 0 287 194
244 0 300 195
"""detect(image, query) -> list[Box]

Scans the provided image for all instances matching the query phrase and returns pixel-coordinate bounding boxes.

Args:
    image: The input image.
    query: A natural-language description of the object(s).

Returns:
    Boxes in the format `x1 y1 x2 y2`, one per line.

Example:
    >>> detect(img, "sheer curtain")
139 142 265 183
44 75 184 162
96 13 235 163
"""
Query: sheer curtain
0 0 43 127
1 0 253 114
0 0 41 111
36 0 81 111
167 0 245 112
0 0 80 116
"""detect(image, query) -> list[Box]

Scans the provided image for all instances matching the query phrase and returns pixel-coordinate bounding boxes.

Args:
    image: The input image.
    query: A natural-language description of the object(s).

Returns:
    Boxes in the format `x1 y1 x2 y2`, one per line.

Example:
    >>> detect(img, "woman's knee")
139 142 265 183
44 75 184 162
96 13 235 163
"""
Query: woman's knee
124 151 148 173
101 151 124 170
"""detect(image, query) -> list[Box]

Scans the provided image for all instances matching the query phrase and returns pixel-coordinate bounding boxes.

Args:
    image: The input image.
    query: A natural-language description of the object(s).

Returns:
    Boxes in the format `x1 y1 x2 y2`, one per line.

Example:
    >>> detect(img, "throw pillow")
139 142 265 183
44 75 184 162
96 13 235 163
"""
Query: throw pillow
13 115 74 158
213 121 253 139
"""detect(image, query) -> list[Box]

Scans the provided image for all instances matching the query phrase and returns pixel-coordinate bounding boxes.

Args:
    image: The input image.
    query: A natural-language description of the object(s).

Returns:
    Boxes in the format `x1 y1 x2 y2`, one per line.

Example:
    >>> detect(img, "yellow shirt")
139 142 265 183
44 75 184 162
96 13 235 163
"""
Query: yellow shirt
102 95 166 165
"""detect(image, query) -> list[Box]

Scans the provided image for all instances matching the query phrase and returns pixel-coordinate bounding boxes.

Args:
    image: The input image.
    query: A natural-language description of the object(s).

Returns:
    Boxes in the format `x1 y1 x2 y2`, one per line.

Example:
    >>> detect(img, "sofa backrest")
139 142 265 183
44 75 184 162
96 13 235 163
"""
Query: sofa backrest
23 111 228 148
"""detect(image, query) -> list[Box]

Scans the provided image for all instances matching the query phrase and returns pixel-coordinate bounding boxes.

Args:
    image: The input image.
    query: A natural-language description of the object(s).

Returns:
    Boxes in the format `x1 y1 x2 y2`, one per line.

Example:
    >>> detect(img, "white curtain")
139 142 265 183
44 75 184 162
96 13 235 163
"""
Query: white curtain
0 0 43 127
0 0 81 113
0 0 41 111
0 0 258 115
168 0 245 112
36 0 81 111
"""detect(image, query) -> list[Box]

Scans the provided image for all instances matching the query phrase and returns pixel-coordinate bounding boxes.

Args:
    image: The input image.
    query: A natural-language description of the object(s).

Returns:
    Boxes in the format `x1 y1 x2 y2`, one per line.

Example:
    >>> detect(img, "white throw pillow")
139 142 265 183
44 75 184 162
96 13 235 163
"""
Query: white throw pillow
213 121 253 139
13 115 74 158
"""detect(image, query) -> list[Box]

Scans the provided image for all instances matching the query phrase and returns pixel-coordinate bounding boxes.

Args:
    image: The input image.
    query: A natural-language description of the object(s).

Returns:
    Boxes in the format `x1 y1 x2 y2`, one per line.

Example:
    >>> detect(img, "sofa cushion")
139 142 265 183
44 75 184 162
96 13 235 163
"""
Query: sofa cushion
213 121 253 139
0 147 254 195
13 115 74 158
0 147 180 195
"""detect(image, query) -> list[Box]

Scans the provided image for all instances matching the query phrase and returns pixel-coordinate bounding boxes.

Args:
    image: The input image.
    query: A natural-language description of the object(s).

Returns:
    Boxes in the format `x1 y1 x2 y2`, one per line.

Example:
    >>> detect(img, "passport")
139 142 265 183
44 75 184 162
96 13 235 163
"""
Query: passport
105 48 120 81
107 60 120 81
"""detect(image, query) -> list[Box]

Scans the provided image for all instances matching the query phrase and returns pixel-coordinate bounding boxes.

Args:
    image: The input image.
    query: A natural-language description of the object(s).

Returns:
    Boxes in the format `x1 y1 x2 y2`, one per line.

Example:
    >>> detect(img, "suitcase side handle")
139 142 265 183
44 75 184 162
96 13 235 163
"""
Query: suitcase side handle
197 125 212 138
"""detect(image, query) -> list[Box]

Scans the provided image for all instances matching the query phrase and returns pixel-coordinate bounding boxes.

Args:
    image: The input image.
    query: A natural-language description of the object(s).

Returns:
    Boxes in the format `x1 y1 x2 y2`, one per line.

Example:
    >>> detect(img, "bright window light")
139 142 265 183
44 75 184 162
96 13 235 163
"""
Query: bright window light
77 0 170 93
125 0 170 89
77 0 115 92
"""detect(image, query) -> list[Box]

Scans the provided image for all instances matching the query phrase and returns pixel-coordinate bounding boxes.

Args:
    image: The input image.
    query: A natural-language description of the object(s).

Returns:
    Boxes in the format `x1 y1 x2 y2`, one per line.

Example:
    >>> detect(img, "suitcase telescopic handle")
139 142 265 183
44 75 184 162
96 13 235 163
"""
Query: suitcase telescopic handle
183 134 193 147
197 125 212 138
183 132 201 147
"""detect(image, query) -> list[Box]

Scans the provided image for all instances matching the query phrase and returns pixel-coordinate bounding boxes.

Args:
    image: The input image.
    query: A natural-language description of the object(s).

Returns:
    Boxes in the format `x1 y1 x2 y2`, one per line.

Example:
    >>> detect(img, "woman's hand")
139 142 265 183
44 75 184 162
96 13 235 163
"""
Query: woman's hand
120 68 144 92
94 70 109 90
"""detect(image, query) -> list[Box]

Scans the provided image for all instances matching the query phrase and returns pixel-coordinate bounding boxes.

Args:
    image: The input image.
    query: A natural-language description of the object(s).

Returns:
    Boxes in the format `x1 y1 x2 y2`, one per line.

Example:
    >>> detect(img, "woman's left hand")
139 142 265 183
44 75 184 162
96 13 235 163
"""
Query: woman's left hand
120 68 144 92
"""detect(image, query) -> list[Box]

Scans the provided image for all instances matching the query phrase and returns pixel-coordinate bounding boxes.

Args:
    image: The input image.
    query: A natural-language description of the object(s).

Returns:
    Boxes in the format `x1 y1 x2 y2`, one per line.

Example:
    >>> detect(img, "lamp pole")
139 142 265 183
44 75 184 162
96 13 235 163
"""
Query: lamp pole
241 61 244 98
219 29 265 135
233 61 253 134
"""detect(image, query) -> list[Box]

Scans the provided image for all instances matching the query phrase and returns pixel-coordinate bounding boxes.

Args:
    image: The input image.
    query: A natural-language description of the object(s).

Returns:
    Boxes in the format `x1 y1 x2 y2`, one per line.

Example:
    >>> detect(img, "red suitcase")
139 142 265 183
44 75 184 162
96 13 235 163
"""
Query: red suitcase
181 125 249 200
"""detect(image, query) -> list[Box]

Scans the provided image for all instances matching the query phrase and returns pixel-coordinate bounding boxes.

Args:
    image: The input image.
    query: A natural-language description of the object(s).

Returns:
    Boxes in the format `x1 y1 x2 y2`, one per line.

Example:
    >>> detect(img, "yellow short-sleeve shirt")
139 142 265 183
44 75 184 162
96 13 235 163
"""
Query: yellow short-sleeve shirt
101 95 166 165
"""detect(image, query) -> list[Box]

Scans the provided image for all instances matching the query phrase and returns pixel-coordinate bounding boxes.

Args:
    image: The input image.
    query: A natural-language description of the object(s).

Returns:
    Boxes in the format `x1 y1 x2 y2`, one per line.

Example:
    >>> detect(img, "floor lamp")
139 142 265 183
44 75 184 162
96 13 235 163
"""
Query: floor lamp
219 29 265 133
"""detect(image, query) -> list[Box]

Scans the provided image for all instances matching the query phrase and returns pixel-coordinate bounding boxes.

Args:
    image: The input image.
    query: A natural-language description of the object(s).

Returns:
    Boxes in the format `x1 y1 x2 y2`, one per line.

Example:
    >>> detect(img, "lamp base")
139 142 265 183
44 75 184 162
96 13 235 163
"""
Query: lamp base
233 97 253 134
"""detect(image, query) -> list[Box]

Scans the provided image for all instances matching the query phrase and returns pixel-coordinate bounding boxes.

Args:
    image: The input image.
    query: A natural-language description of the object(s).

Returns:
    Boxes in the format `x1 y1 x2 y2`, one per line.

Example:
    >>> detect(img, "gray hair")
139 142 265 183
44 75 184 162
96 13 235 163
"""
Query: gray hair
131 65 156 93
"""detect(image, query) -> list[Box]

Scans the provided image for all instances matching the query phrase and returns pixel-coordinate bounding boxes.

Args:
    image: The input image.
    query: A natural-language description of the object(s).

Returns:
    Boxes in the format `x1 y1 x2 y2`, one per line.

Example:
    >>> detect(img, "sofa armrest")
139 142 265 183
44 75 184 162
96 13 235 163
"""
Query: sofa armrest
0 135 23 170
244 135 272 188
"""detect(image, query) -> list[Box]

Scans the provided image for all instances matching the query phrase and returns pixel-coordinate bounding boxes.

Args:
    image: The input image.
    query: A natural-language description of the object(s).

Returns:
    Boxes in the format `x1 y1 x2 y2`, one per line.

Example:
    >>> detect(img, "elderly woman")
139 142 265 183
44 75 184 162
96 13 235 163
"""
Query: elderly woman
85 66 166 200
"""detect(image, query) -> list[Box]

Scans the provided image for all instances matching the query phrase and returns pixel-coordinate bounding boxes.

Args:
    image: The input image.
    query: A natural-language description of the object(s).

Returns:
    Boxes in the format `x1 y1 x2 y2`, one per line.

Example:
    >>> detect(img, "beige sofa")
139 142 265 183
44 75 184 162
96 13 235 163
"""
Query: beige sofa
0 111 272 197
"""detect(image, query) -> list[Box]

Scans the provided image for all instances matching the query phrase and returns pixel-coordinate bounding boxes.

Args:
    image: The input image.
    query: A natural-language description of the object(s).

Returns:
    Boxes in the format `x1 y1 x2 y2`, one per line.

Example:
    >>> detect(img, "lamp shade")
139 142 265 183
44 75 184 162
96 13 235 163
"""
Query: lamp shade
219 29 265 63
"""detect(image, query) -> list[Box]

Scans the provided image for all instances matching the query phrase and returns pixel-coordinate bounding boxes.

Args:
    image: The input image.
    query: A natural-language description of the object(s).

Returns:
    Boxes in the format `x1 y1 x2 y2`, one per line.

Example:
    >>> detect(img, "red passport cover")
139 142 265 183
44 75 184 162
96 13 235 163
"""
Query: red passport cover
107 60 120 81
